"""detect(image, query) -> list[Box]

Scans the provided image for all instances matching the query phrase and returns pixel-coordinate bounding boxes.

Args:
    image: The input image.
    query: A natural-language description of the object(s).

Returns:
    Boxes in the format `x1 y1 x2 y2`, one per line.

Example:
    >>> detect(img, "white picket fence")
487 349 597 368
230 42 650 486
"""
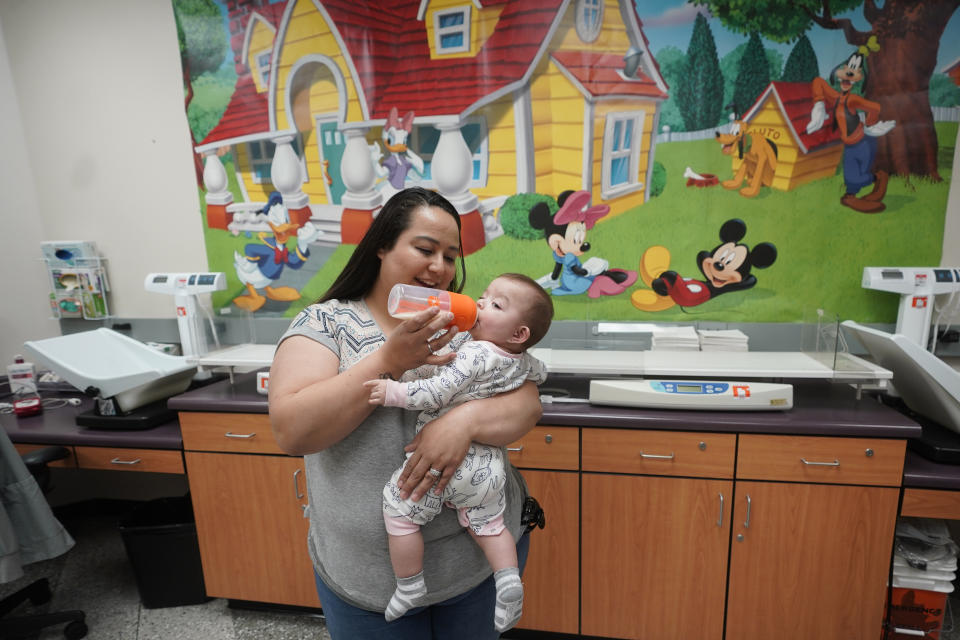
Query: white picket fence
657 105 960 143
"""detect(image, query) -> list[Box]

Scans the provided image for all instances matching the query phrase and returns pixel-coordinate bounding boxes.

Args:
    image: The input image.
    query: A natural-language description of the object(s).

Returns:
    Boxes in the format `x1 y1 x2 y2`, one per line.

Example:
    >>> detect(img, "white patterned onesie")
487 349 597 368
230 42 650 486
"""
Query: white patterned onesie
381 340 547 536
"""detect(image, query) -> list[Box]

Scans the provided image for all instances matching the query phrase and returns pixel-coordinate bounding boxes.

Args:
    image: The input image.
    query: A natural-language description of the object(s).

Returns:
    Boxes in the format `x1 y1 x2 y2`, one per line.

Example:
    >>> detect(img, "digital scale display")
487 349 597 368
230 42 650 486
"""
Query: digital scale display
651 381 730 395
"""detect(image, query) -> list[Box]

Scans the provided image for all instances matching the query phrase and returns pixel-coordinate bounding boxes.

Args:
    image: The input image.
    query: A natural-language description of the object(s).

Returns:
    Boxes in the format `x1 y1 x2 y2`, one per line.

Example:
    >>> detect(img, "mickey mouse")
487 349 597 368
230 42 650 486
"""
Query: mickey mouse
529 190 636 297
631 219 776 311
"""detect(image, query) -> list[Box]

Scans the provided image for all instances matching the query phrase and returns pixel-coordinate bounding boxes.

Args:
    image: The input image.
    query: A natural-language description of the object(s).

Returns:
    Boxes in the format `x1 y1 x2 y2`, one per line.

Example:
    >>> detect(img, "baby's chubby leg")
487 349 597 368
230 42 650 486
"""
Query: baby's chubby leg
384 519 427 622
467 515 523 633
382 465 441 622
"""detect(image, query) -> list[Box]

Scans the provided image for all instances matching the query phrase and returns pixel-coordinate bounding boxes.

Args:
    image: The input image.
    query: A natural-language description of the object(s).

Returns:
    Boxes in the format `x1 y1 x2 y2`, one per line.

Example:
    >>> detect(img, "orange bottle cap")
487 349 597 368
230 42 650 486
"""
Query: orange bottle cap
447 291 478 332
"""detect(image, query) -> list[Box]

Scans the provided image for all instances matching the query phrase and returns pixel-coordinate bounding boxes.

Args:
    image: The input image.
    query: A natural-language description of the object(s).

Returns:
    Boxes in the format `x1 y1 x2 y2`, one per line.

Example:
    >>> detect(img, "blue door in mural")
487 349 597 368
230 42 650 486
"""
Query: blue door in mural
318 119 346 204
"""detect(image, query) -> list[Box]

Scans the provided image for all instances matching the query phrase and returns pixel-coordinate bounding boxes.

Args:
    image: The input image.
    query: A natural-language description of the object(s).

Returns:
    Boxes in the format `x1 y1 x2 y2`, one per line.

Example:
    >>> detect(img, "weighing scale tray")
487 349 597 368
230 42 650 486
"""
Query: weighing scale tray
23 328 196 412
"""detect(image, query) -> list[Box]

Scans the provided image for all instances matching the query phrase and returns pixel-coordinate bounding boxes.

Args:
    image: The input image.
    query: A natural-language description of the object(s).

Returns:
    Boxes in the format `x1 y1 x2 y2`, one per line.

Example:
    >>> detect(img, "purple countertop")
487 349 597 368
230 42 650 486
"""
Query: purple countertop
2 394 182 449
13 374 957 488
903 450 960 490
171 373 920 438
168 371 268 413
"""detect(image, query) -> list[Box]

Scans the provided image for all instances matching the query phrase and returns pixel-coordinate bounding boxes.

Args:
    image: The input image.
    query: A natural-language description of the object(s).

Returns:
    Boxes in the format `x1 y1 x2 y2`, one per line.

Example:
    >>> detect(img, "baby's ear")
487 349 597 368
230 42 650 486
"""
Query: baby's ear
512 325 531 345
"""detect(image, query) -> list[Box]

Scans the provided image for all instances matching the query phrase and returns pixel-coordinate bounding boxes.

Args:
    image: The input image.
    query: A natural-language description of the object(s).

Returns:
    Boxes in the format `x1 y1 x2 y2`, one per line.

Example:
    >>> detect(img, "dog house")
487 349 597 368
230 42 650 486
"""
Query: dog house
737 81 844 192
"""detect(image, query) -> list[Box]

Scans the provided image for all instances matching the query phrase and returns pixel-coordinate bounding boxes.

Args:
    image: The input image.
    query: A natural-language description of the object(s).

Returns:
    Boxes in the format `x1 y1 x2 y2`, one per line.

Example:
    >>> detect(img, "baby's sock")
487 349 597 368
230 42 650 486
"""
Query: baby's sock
493 567 523 632
385 571 427 622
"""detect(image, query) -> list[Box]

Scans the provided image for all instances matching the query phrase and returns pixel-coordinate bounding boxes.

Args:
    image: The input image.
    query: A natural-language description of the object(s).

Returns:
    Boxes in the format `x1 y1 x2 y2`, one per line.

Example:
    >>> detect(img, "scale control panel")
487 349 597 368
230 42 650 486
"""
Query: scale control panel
590 379 793 411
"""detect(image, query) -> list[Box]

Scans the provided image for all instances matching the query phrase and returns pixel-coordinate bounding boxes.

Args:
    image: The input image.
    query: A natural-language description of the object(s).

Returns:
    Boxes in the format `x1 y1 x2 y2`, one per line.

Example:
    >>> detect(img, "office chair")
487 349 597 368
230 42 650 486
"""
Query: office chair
0 445 88 639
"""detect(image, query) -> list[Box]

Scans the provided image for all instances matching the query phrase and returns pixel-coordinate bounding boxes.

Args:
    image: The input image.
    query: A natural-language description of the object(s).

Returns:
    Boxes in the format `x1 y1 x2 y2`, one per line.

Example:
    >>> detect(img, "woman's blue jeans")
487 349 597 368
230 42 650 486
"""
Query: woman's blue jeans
313 531 531 639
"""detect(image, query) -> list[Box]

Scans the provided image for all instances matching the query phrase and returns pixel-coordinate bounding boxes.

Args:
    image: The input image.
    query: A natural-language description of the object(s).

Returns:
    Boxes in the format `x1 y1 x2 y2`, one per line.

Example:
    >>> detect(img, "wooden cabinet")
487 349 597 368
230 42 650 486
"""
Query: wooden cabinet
180 412 320 608
508 426 579 634
581 429 735 640
726 435 904 640
582 474 732 640
726 481 899 640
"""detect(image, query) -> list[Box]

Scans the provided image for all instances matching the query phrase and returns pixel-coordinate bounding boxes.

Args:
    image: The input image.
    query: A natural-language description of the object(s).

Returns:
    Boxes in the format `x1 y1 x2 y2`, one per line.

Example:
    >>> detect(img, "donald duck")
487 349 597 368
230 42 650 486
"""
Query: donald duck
232 191 321 312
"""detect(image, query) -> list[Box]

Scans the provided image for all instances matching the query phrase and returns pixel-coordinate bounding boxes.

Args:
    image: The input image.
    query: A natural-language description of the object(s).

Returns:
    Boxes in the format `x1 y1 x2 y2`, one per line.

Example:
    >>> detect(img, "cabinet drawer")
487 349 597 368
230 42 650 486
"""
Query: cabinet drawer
582 429 736 478
507 426 578 470
179 412 284 454
14 443 77 468
736 435 904 486
75 446 184 474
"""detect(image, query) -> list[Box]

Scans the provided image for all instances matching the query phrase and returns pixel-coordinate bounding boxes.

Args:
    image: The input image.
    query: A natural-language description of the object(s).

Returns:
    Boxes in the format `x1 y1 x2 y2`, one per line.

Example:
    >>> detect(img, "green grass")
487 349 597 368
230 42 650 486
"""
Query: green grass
198 124 957 324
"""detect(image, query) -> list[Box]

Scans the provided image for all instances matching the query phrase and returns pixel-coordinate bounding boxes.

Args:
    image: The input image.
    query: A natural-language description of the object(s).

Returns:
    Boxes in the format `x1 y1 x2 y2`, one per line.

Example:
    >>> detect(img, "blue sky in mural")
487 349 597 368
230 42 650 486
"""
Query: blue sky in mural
635 0 960 76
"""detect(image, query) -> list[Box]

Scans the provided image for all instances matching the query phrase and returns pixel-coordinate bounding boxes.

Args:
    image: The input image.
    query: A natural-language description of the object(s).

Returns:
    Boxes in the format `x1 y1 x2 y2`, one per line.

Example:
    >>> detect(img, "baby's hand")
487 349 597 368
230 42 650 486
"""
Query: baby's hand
364 379 388 405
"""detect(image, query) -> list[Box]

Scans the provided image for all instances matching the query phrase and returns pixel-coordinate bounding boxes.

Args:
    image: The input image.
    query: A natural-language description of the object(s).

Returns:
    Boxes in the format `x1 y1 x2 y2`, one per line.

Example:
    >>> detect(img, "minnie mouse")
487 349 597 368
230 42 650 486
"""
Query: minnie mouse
529 190 637 297
631 219 776 311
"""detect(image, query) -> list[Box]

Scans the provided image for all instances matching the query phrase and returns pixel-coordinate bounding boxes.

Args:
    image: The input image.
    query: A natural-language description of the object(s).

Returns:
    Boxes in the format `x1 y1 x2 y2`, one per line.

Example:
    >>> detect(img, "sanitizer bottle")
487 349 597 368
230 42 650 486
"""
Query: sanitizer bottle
387 284 477 332
7 355 37 395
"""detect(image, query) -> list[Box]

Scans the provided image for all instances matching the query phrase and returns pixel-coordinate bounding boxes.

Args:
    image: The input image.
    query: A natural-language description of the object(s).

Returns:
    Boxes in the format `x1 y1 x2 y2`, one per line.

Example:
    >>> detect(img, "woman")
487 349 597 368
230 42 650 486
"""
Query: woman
269 187 542 639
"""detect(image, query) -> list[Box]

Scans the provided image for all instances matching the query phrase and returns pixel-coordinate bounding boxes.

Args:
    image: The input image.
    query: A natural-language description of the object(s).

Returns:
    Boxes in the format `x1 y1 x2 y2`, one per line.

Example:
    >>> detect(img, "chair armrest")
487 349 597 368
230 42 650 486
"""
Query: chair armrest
21 445 71 467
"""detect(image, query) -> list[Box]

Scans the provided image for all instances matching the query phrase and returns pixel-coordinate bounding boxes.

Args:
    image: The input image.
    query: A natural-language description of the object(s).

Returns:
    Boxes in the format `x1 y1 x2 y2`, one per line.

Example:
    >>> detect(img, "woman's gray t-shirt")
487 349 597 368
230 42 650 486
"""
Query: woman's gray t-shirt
278 298 529 612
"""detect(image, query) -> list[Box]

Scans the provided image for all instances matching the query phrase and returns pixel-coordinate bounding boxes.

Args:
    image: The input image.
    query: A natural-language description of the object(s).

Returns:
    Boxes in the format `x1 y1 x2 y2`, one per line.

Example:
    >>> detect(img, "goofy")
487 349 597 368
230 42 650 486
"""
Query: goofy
806 37 895 214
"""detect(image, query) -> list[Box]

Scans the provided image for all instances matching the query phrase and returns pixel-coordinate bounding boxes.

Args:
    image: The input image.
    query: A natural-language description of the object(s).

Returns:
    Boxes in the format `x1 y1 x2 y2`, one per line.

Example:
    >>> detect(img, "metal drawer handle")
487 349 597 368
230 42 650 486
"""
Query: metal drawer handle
506 446 523 452
293 468 304 500
639 451 675 460
225 432 256 439
891 628 926 637
800 458 840 466
110 457 141 465
718 493 724 528
744 494 752 529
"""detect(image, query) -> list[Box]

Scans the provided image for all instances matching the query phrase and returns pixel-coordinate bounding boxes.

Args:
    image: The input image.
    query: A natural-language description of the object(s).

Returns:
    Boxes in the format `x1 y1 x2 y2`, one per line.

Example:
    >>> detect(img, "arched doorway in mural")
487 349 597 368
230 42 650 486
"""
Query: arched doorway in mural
283 56 347 206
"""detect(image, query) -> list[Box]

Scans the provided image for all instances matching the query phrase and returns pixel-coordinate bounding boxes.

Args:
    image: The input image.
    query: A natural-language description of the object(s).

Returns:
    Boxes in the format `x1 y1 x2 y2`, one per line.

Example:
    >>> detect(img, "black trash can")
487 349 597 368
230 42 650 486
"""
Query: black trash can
118 494 211 609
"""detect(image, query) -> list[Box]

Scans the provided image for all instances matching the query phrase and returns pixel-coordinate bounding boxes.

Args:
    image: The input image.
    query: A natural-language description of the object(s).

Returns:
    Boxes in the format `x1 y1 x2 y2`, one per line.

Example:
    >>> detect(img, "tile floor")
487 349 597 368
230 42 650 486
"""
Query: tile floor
5 502 960 640
0 504 331 640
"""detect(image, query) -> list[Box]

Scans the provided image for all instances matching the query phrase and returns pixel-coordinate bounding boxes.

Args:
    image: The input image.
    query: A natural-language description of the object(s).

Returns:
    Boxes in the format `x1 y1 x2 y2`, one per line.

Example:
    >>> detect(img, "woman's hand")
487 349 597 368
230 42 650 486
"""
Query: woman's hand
378 306 458 378
398 413 473 501
397 382 542 501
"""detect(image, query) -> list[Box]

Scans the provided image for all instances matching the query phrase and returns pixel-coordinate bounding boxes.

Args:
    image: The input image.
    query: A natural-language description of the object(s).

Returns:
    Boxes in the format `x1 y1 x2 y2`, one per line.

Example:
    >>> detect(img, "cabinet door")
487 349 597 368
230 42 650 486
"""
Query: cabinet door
726 481 899 640
516 470 579 634
581 474 732 640
185 452 320 608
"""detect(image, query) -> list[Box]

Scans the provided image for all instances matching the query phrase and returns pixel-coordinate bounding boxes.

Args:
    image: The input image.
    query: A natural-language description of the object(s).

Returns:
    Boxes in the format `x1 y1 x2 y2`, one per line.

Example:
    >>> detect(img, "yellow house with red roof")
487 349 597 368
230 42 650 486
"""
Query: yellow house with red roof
197 0 668 254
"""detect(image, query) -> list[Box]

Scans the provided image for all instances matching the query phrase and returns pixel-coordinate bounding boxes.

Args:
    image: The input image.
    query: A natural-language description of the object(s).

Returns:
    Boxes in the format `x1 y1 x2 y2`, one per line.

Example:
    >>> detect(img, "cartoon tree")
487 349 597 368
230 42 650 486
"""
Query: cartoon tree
781 34 820 83
676 13 724 130
733 32 771 116
173 0 228 185
694 0 959 180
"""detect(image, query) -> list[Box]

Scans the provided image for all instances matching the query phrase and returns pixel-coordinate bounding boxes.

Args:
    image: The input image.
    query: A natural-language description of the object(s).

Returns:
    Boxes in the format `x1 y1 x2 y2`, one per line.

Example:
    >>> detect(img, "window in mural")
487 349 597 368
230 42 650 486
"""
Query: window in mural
249 137 306 184
410 119 488 187
602 112 643 199
575 0 603 43
434 7 470 54
254 50 271 87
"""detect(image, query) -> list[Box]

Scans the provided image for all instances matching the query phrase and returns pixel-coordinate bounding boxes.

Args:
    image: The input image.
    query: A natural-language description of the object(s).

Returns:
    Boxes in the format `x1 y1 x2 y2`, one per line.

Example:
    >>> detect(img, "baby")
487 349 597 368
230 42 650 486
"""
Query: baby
365 272 553 632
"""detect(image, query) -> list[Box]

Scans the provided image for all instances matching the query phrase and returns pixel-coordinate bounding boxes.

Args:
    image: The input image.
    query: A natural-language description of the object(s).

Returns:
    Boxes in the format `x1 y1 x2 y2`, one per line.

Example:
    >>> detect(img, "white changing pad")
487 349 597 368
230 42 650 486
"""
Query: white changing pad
24 329 195 407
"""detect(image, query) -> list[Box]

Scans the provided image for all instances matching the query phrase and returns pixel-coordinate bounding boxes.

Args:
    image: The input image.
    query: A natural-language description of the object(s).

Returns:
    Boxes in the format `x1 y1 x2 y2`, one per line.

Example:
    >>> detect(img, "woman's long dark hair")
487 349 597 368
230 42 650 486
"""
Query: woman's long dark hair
319 187 466 302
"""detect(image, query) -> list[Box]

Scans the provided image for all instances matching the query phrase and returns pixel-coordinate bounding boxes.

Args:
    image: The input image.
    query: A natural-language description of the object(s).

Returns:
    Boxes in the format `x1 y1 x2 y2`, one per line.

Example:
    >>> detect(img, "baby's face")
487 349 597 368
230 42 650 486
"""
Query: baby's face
471 277 529 349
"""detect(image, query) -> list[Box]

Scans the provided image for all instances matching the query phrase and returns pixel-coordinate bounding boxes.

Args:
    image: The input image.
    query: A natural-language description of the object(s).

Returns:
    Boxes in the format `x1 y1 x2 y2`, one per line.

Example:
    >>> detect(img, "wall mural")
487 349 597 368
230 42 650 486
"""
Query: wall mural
173 0 960 324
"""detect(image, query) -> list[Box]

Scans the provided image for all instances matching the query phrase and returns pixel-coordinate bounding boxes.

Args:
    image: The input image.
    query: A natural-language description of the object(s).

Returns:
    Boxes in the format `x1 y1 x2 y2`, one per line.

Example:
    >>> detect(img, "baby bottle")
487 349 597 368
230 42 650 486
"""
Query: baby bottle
388 284 477 332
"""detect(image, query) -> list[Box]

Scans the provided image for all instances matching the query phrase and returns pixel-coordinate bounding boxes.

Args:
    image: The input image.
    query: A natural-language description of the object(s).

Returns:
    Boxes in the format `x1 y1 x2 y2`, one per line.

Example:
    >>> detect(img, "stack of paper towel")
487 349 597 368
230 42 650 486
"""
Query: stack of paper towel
649 326 699 351
698 329 749 352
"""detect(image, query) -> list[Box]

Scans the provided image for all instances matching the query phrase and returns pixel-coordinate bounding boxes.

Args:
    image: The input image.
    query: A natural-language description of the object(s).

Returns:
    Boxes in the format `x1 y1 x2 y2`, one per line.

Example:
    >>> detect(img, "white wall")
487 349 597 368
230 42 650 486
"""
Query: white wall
0 0 958 367
0 0 207 365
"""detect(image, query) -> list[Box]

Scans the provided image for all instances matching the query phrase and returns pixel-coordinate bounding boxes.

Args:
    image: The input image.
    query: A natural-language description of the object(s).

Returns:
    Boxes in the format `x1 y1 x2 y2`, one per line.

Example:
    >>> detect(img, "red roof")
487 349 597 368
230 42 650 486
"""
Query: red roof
199 75 270 148
320 0 566 119
743 81 842 154
551 50 667 99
